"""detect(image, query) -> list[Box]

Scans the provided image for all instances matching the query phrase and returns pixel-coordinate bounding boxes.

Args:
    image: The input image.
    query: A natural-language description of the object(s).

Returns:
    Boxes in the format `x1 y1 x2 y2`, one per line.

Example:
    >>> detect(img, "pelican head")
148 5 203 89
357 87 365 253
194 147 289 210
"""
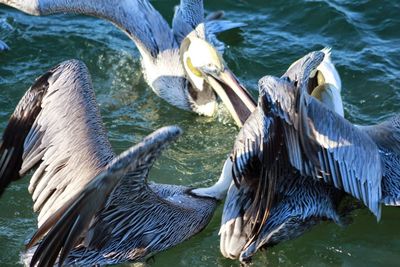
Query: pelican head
180 36 255 126
285 48 344 116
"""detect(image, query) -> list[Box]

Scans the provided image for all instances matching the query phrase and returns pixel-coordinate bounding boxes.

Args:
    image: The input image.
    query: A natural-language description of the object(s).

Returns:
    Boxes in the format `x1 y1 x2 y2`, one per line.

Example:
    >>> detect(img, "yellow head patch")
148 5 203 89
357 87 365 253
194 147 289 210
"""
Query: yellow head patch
186 57 202 77
186 37 224 71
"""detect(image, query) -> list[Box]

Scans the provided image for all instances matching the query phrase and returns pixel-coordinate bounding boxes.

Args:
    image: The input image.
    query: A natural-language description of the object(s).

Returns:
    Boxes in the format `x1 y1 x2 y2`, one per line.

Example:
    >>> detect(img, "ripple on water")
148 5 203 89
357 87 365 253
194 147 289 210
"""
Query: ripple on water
0 1 400 266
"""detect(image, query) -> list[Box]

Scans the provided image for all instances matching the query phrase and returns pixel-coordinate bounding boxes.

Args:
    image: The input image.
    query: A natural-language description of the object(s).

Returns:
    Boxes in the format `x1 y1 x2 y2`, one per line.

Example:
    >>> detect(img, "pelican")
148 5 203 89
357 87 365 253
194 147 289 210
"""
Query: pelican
0 59 234 266
219 50 400 263
0 0 250 119
261 50 400 217
183 46 343 127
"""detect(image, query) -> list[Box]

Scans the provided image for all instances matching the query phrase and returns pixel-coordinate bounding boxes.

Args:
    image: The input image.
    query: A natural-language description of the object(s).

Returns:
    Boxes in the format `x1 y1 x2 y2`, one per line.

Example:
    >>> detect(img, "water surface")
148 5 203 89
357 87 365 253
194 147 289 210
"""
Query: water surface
0 0 399 266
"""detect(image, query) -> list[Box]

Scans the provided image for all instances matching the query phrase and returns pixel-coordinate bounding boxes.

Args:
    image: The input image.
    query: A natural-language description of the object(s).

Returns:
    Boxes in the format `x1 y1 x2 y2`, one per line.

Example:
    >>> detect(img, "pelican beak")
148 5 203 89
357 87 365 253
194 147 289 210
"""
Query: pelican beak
205 67 256 127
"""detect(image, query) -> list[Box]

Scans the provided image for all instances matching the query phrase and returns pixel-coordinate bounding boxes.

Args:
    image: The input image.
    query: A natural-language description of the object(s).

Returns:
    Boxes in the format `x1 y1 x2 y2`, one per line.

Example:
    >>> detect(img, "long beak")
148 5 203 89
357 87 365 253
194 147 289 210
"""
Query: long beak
206 67 256 127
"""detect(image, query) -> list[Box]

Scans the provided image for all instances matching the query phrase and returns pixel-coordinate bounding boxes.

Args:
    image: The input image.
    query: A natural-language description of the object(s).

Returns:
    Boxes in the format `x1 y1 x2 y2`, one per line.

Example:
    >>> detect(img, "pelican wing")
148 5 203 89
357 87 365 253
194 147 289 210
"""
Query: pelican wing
380 151 400 206
222 106 288 258
220 182 252 260
259 74 383 219
358 115 400 155
172 0 205 44
205 20 246 35
26 126 182 267
231 107 284 187
220 108 269 260
0 60 115 226
0 0 176 58
358 115 400 205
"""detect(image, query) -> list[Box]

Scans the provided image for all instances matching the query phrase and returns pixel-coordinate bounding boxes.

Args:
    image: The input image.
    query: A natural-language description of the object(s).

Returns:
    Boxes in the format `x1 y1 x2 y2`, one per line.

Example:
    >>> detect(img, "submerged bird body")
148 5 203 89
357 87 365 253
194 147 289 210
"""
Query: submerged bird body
0 60 230 266
0 0 245 116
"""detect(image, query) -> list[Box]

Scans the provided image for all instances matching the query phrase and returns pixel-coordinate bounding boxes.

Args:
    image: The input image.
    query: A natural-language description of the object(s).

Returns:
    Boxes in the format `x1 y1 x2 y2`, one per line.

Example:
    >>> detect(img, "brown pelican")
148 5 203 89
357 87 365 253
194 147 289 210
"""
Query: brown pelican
0 0 248 118
219 50 400 263
0 59 234 266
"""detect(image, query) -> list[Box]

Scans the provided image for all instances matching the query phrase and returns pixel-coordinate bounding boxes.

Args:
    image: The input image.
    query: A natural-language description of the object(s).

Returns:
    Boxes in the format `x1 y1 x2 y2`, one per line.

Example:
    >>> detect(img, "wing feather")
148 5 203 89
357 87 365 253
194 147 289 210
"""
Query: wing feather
0 60 115 225
359 115 400 205
1 0 176 58
26 126 183 267
259 72 383 219
228 105 289 248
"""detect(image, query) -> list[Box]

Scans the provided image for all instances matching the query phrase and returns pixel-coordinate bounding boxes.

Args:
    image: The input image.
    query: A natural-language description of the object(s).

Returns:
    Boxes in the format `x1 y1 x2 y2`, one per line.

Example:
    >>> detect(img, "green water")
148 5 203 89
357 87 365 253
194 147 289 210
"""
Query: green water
0 0 399 266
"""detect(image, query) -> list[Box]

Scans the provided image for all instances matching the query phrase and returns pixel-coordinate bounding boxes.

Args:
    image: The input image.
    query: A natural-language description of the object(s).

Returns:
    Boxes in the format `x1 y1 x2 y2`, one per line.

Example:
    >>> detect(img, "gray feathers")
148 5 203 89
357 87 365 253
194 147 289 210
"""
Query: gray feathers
259 51 383 219
359 115 400 155
172 0 245 53
359 115 400 206
380 150 400 205
173 0 205 44
26 126 185 267
0 60 114 225
239 174 342 262
0 60 219 266
220 50 400 263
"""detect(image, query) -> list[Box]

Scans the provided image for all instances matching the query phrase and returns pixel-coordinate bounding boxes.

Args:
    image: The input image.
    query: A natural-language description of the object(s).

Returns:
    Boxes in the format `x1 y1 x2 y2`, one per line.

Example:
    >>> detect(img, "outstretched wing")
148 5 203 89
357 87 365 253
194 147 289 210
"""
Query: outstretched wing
259 70 383 219
26 126 182 267
0 60 114 225
0 0 176 59
359 115 400 205
172 0 206 44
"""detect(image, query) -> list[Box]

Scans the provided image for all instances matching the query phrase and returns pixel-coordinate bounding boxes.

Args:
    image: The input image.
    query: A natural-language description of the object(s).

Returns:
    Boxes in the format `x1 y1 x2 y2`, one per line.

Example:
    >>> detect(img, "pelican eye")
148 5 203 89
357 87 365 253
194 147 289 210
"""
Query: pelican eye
186 57 202 77
203 63 219 75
